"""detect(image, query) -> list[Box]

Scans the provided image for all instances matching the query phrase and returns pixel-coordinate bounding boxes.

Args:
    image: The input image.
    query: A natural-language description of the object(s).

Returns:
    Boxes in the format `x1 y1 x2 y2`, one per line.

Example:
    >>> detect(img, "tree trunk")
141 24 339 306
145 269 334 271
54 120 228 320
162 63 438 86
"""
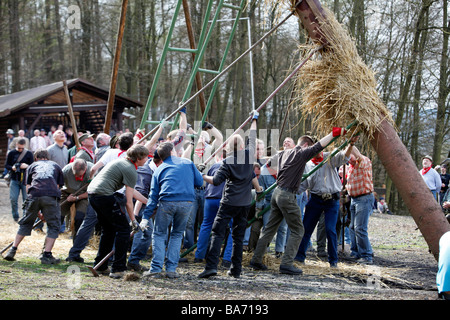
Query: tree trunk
290 0 450 260
8 0 21 92
432 0 449 164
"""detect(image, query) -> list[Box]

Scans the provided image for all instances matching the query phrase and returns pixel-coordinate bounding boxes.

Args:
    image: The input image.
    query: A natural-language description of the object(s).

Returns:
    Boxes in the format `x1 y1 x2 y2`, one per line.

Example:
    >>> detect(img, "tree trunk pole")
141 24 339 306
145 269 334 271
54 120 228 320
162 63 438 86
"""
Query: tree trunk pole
104 0 128 134
291 0 450 260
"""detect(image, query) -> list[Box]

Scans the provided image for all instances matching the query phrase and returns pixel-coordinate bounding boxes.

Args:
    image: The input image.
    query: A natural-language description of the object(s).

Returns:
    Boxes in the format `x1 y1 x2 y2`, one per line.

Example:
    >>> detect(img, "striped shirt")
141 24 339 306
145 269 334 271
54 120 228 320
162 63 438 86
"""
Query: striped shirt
346 155 373 197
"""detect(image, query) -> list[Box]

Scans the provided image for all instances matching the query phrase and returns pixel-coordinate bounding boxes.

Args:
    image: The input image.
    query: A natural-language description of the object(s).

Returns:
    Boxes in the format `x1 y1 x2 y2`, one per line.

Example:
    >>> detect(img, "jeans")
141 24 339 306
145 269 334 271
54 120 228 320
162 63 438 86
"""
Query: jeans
195 198 232 262
151 201 193 273
88 194 131 273
184 188 205 249
205 202 249 275
252 187 304 266
68 204 98 259
295 195 340 264
9 179 27 221
128 205 154 265
349 194 374 260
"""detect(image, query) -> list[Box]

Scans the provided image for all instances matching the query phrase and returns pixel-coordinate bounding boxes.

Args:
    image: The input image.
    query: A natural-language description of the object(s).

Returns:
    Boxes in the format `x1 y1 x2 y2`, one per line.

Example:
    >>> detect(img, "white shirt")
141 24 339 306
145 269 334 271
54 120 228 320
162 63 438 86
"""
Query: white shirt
30 136 47 152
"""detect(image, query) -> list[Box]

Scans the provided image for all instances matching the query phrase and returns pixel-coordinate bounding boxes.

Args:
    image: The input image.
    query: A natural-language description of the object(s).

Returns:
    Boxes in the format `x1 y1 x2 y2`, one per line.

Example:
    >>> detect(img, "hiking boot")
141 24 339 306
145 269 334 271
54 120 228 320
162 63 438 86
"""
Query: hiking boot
142 270 165 279
249 260 268 271
3 247 17 261
166 271 181 279
221 260 231 268
356 258 373 265
66 256 84 263
127 262 149 272
109 271 125 279
279 264 303 275
227 270 241 279
97 268 111 275
39 253 61 265
198 269 217 279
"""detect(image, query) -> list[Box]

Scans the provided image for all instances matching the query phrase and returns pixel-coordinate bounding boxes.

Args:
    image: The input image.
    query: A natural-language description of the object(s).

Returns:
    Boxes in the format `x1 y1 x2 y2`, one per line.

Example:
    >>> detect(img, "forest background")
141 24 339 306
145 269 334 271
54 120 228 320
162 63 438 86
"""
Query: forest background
0 0 448 214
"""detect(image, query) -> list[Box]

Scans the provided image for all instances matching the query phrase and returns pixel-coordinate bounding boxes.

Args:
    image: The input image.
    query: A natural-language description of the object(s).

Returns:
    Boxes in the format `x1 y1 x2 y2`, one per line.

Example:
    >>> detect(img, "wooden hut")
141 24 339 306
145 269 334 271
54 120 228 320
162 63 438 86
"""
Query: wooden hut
0 78 142 168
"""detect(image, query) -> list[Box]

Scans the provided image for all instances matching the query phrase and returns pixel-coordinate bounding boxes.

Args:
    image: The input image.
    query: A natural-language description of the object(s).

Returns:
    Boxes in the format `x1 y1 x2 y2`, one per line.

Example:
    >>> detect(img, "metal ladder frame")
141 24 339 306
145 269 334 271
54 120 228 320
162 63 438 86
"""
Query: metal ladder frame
139 0 247 132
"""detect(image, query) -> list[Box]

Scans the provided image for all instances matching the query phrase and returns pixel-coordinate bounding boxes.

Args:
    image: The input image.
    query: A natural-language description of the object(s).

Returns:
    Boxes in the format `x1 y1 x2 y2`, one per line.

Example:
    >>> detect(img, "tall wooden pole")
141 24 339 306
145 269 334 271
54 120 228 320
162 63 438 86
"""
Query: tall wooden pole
182 0 207 116
103 0 128 134
63 80 80 150
290 0 450 260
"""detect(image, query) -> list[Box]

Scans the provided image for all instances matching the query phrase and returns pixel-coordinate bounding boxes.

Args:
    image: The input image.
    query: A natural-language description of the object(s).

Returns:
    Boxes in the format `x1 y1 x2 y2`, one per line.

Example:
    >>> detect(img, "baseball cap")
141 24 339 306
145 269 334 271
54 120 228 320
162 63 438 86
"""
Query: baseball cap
422 155 433 162
79 133 94 143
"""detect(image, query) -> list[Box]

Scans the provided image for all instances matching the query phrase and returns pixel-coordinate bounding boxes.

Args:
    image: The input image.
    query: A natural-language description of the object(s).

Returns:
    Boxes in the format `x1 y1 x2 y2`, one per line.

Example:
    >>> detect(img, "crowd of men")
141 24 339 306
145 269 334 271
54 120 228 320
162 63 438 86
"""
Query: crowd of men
1 110 449 298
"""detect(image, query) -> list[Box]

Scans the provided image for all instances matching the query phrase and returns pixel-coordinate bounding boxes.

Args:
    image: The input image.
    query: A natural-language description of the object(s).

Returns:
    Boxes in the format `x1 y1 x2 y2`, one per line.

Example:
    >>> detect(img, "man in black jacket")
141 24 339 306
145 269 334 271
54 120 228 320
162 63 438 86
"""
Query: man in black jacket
198 110 262 279
5 138 34 222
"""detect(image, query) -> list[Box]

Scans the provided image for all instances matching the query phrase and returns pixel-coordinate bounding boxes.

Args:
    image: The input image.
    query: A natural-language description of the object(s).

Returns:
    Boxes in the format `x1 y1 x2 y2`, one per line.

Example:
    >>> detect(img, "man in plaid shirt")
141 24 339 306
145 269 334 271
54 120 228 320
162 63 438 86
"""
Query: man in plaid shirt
346 138 375 265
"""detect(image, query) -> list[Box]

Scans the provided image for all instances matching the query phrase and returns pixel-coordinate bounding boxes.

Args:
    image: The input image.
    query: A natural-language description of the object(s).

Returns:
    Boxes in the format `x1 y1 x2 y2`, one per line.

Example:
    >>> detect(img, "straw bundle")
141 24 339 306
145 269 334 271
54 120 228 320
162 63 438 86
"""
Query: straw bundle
284 2 394 139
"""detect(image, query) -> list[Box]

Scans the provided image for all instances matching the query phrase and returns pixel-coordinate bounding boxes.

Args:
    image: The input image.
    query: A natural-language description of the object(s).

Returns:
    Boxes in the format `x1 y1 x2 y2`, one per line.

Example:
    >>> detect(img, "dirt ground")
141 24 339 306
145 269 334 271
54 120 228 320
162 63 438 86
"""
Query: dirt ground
0 179 444 304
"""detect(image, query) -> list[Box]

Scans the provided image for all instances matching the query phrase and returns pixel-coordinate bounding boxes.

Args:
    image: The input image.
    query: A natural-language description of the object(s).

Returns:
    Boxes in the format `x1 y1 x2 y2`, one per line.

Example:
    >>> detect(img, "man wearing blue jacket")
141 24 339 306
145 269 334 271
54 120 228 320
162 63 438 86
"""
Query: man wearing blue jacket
140 141 204 279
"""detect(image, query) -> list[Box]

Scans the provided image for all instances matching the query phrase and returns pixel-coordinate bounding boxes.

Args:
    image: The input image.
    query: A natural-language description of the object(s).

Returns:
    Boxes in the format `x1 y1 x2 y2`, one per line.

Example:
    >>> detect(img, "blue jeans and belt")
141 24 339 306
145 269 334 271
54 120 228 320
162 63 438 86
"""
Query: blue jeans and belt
195 198 233 262
184 187 205 249
128 204 154 265
67 204 98 260
9 179 27 221
349 193 374 261
151 201 193 273
295 192 340 264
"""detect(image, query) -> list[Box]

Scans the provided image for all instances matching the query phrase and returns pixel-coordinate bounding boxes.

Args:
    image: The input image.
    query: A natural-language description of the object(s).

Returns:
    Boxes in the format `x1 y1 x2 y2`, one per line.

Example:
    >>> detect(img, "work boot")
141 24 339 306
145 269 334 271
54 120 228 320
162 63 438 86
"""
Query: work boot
127 262 149 272
109 271 125 279
198 269 217 279
4 247 17 261
279 264 303 275
166 271 181 279
227 270 241 279
39 252 61 265
65 256 84 263
249 260 268 271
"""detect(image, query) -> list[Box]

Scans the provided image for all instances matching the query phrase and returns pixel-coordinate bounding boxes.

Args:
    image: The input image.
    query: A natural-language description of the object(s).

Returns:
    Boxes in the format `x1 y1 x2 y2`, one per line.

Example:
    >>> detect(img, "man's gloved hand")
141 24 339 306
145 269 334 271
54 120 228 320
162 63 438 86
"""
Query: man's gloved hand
196 163 206 173
139 218 149 231
250 110 259 121
202 121 213 130
161 119 170 129
255 207 263 220
255 188 264 209
130 220 141 233
134 129 145 140
332 127 348 137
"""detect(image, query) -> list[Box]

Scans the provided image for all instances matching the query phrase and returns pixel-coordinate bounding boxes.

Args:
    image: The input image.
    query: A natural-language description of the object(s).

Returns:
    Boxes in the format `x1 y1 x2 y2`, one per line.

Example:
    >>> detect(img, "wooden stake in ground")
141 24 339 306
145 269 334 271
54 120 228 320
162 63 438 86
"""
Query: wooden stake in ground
288 0 450 260
103 0 128 134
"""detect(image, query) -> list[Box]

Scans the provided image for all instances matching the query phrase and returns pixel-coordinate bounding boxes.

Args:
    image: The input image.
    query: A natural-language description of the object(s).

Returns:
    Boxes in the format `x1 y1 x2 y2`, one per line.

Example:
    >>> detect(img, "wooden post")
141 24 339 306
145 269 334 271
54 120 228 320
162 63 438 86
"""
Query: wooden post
103 0 128 134
182 0 207 116
290 0 450 260
62 80 80 150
